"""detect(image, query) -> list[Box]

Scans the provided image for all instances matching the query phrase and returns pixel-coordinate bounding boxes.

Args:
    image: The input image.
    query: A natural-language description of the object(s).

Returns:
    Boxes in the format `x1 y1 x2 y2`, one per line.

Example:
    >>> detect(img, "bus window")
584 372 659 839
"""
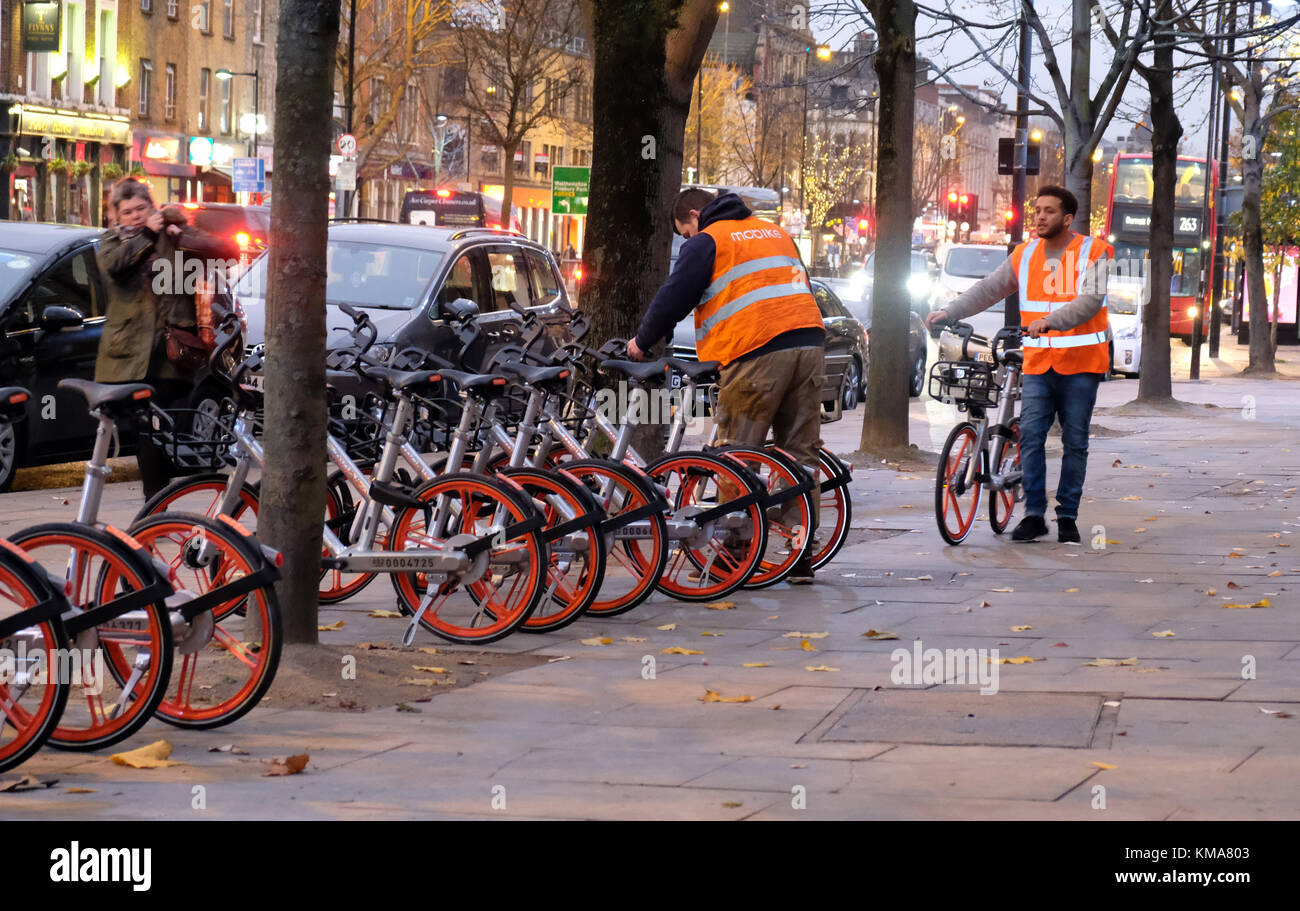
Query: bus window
1114 159 1153 203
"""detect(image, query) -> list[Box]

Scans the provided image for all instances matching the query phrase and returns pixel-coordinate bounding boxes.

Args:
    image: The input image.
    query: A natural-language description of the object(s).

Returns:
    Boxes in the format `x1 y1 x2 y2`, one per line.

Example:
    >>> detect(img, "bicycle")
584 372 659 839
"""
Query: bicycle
10 379 283 748
928 323 1026 545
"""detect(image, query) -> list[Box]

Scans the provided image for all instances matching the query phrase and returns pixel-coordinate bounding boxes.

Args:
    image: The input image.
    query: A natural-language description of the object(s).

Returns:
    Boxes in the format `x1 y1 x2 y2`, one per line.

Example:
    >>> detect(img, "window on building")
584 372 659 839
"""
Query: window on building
403 81 418 142
524 80 535 110
197 0 211 32
442 67 466 99
167 0 178 17
139 60 153 118
253 0 264 42
141 0 151 12
199 69 210 132
481 145 501 175
223 0 234 37
573 78 591 122
220 77 232 133
165 64 177 119
545 79 563 117
369 77 386 126
513 140 530 178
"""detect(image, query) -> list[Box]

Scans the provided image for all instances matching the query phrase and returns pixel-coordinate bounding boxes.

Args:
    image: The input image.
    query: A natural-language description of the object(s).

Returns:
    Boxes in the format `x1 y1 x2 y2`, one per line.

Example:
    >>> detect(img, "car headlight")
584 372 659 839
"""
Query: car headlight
907 274 931 298
369 344 395 364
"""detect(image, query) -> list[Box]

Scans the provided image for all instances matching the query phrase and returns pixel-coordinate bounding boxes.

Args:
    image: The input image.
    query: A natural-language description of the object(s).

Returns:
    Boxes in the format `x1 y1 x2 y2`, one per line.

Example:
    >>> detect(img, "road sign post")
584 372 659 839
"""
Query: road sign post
233 157 266 194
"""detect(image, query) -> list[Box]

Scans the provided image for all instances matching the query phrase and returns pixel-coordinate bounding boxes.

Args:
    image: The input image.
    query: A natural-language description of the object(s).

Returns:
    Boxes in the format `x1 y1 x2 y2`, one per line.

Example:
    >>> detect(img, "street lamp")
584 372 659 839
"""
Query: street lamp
216 68 261 158
720 2 730 68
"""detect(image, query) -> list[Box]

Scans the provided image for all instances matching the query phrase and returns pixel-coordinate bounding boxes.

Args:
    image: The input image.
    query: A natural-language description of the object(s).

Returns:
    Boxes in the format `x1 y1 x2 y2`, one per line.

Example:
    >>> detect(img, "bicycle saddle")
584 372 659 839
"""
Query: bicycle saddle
497 359 572 389
666 357 720 384
364 366 446 392
599 359 670 383
0 387 30 419
434 368 511 395
58 379 154 411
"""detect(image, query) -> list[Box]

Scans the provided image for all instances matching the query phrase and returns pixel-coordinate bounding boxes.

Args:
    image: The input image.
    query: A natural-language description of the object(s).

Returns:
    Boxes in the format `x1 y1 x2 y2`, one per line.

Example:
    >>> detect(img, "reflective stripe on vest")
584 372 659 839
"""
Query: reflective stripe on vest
698 254 805 310
1022 330 1109 348
696 281 814 340
1014 234 1111 375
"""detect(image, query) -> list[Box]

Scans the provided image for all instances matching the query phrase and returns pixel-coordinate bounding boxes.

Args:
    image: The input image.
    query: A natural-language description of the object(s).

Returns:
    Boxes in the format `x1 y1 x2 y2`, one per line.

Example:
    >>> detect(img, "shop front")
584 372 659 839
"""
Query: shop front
132 131 200 205
0 103 131 225
188 137 245 203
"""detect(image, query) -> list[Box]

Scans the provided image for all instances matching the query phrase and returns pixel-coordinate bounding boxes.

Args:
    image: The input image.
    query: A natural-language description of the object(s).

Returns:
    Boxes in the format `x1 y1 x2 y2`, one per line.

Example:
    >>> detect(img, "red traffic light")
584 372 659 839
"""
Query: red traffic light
857 217 868 231
947 190 959 203
960 194 969 205
1005 208 1015 221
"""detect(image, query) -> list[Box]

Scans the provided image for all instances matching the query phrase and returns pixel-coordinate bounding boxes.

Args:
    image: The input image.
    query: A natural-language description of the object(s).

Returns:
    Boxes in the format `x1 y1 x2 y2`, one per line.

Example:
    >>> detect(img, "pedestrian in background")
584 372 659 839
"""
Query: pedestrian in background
95 178 237 498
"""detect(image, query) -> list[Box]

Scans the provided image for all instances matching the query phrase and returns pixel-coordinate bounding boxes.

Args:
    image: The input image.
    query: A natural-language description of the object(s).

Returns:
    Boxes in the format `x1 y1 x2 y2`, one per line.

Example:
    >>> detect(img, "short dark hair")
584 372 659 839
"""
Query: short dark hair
672 187 716 226
110 178 154 211
1035 185 1078 217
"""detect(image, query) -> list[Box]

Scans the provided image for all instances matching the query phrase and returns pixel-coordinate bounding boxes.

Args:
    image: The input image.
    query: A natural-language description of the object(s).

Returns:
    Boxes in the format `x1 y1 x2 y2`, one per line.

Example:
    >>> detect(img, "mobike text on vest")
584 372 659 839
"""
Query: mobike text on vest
729 227 786 242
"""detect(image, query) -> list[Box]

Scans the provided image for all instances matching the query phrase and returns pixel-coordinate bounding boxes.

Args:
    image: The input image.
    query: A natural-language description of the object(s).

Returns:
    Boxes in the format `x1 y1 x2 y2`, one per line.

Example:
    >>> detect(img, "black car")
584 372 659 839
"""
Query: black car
849 290 930 398
0 223 241 491
181 202 270 262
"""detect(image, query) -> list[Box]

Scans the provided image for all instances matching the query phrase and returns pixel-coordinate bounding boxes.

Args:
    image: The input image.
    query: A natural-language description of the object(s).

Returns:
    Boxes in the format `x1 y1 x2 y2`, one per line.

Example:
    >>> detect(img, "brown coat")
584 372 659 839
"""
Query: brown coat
94 214 237 383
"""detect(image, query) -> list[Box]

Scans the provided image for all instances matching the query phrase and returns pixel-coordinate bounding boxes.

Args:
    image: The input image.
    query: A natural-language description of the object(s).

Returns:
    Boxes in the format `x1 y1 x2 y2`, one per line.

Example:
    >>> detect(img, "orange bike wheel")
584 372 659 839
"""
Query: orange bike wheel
936 422 984 545
0 560 69 772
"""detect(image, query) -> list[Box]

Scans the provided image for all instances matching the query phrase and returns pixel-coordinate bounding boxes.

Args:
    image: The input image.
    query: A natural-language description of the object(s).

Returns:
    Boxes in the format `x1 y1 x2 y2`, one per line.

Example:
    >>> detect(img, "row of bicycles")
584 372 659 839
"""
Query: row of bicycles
0 296 855 772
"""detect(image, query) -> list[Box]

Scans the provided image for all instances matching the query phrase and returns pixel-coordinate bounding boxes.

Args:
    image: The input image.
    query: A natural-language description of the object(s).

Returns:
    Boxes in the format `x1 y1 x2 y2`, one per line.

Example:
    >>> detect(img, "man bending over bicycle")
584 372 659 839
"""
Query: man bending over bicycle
925 186 1112 544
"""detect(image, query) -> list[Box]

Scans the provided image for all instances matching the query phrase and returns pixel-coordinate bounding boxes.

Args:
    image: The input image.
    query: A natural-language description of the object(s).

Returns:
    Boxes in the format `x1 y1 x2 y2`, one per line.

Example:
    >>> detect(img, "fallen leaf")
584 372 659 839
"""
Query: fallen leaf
800 639 817 652
862 629 899 640
1268 570 1283 577
0 775 58 792
264 754 310 777
705 601 736 610
903 575 933 581
699 690 752 703
1064 587 1080 593
1085 657 1139 667
1120 495 1143 501
993 656 1035 664
1134 528 1147 534
767 615 779 620
579 637 613 646
1259 707 1285 715
1152 630 1175 637
1227 581 1242 589
721 801 744 808
1224 598 1271 609
978 600 992 607
417 647 439 654
396 703 422 713
743 662 770 668
412 666 448 674
805 665 840 672
782 631 830 639
657 623 677 631
1010 625 1032 632
111 741 182 769
368 609 405 618
991 587 1014 593
67 787 97 794
403 677 454 687
1091 761 1117 770
662 646 703 655
1052 642 1069 647
1228 553 1244 559
317 620 345 631
1112 459 1123 467
1206 589 1217 596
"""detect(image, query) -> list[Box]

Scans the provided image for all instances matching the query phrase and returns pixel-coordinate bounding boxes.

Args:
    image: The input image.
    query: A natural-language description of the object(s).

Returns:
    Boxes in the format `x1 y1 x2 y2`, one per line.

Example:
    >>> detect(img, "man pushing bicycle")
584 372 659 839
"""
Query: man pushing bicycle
925 186 1112 544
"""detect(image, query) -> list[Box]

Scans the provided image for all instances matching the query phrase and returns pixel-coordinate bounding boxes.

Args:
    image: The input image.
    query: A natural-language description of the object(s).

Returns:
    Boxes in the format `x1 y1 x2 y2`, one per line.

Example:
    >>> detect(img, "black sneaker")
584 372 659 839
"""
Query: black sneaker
1057 517 1081 543
1010 515 1049 542
787 556 814 584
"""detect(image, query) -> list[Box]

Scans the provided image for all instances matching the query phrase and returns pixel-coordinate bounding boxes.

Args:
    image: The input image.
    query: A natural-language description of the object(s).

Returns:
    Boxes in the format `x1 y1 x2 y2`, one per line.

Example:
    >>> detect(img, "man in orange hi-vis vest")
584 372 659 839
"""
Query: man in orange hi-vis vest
926 186 1113 543
627 188 826 582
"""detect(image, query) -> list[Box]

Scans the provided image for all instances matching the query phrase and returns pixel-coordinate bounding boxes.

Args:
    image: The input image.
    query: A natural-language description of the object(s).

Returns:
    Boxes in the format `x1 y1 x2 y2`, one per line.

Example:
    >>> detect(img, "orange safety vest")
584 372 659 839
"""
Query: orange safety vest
694 216 823 367
1014 233 1113 375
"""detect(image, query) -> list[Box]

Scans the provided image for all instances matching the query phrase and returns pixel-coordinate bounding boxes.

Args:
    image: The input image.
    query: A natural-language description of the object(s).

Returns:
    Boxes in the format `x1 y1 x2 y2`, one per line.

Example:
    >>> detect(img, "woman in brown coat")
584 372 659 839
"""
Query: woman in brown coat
96 179 239 497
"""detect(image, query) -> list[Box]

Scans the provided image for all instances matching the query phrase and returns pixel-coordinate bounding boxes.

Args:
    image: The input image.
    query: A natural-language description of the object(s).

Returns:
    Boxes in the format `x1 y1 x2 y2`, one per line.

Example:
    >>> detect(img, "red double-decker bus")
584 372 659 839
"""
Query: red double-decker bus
1103 153 1216 340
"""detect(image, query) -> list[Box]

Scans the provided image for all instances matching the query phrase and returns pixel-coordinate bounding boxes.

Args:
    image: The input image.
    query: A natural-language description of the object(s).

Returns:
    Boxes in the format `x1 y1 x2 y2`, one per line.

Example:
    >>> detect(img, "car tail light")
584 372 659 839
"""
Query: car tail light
574 267 583 281
183 202 199 210
435 189 451 198
236 232 250 247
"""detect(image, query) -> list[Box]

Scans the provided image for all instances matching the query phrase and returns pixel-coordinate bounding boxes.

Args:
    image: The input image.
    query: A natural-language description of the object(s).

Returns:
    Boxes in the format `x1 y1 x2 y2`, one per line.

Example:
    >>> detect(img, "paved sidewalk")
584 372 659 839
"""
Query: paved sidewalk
2 344 1298 820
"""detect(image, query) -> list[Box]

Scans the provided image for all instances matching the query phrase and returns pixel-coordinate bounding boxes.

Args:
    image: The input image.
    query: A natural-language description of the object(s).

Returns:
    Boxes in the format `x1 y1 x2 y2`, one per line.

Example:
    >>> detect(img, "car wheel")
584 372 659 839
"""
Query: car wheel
0 417 19 493
841 359 861 411
908 348 927 397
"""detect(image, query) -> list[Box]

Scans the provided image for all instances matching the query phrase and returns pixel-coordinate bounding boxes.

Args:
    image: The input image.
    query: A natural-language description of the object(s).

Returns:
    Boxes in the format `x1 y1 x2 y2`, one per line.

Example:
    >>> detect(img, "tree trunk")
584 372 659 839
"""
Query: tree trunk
261 0 341 645
499 141 519 229
1137 13 1179 403
1064 0 1093 232
580 0 716 346
859 0 915 453
1240 103 1275 373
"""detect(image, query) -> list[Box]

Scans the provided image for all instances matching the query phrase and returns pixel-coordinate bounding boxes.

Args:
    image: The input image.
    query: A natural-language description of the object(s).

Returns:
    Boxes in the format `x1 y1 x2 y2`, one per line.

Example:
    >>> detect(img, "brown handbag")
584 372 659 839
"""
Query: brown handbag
164 326 210 373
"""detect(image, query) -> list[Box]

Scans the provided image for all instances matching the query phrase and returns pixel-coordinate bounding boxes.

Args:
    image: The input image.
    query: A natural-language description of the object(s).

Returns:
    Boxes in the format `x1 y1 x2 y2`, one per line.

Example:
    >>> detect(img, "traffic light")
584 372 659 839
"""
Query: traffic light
958 192 979 230
946 189 960 219
997 136 1042 176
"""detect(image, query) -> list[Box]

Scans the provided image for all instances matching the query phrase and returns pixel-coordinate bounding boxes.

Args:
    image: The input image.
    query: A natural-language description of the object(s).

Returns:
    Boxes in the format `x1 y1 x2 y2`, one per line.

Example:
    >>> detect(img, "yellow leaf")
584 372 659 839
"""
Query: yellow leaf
1091 761 1117 770
993 656 1035 664
701 631 724 637
1152 630 1175 638
743 662 770 668
1134 528 1147 534
862 629 899 640
67 788 97 794
412 666 448 674
1064 587 1080 593
1120 496 1143 501
705 601 736 610
657 623 677 631
1010 625 1033 631
699 690 752 703
1268 533 1282 538
662 646 703 655
800 638 817 652
1268 570 1283 577
368 610 404 618
580 637 613 646
767 615 779 620
1228 553 1244 559
317 620 345 631
264 754 310 777
805 665 840 672
782 631 829 639
991 587 1014 593
417 647 439 654
1206 589 1217 596
1085 657 1139 666
111 740 182 769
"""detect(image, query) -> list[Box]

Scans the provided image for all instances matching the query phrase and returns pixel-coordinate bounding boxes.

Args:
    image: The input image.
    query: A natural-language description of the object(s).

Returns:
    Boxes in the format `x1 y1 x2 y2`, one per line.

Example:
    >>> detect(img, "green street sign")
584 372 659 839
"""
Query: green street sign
552 166 590 215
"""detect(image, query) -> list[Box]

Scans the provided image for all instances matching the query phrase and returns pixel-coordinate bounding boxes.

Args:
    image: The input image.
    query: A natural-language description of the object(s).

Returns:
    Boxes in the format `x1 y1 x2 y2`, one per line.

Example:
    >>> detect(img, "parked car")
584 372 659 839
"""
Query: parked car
0 223 242 491
181 202 270 264
670 279 870 417
235 223 577 374
842 248 941 319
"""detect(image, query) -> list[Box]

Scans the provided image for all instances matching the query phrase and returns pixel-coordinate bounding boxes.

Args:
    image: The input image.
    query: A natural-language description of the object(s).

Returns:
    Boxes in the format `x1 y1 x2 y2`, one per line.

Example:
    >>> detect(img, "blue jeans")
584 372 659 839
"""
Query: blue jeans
1018 369 1102 520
